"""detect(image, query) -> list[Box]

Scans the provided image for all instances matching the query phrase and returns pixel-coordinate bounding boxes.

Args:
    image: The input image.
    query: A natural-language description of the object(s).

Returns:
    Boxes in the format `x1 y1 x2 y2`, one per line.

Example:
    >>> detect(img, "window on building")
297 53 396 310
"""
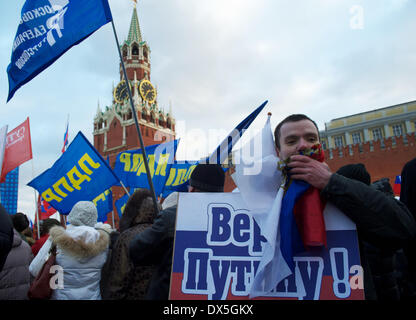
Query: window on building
334 136 344 148
351 132 362 144
372 128 383 141
392 124 403 137
132 45 139 56
321 140 327 150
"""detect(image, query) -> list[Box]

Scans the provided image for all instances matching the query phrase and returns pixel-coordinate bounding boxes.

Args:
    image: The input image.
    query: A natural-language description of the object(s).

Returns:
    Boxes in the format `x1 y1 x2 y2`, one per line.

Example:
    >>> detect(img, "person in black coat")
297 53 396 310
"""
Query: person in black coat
276 114 416 300
129 164 225 300
399 157 416 299
0 204 13 272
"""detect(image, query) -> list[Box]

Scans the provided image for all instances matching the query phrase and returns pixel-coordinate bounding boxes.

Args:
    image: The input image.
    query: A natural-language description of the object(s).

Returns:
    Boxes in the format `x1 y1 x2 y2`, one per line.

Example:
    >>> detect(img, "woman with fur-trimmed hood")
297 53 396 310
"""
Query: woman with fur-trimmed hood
100 188 159 300
29 201 111 300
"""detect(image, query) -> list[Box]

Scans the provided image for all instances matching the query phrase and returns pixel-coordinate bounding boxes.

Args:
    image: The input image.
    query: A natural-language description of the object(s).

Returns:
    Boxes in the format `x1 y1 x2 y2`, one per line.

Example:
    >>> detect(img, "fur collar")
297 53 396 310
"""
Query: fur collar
49 226 109 259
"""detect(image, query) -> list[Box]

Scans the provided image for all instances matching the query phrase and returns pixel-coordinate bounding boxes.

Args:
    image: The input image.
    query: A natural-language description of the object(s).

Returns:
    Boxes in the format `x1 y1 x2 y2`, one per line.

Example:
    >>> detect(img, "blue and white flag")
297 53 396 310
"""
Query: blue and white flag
7 0 112 102
28 131 120 214
160 101 267 198
203 100 268 165
113 139 178 197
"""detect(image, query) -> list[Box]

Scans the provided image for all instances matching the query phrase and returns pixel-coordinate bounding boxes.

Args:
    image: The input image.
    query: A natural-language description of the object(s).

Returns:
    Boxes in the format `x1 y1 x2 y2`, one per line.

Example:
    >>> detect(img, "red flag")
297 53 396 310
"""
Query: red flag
0 117 32 182
293 144 327 248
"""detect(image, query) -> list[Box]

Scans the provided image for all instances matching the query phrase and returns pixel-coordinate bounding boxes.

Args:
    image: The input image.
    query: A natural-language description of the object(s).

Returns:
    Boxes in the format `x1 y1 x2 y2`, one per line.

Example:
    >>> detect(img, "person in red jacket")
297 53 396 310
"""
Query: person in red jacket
31 218 61 257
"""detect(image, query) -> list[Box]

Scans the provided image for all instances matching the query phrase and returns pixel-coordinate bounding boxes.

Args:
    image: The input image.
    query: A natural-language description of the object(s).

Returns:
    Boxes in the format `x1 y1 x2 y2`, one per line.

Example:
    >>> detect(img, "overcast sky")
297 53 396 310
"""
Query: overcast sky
1 0 415 221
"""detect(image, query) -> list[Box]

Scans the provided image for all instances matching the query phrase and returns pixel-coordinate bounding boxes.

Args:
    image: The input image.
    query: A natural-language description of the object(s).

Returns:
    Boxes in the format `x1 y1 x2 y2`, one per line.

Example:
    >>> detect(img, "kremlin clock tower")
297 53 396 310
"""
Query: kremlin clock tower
93 4 176 226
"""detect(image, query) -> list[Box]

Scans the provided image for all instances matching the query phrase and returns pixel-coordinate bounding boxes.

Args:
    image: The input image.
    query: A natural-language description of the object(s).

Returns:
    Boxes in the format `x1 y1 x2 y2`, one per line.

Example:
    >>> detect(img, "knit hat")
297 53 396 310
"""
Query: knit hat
189 164 225 192
67 201 98 227
336 163 371 185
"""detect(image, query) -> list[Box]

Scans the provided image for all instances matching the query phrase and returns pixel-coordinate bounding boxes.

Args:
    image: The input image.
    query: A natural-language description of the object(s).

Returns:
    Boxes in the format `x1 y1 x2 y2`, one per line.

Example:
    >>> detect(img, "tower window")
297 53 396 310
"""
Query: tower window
132 45 139 56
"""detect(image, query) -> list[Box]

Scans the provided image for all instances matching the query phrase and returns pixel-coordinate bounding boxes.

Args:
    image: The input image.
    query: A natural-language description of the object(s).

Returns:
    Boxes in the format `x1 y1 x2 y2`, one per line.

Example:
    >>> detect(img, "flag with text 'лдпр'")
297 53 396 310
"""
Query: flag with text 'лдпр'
7 0 113 102
28 131 120 215
113 139 179 197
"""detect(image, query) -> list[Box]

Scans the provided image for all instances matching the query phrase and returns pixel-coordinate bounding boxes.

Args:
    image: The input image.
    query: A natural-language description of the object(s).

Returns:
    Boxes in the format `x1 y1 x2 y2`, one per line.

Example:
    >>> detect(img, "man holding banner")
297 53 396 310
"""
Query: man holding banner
274 114 416 300
129 164 225 300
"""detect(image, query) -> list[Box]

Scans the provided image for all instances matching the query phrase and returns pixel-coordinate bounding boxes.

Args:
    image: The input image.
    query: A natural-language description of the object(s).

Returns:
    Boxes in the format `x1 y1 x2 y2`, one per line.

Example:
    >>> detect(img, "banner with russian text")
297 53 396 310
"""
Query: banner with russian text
1 118 33 182
28 131 119 215
113 140 178 197
170 193 364 300
7 0 113 102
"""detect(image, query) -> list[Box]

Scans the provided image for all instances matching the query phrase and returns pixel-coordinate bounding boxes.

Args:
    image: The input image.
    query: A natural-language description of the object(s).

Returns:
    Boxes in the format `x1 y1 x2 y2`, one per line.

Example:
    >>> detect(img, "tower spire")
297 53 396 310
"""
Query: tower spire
127 2 142 44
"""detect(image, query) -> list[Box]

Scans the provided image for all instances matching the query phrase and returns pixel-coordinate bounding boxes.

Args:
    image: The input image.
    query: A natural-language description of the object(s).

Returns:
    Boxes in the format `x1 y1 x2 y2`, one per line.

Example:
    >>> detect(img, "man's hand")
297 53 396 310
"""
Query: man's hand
287 155 333 190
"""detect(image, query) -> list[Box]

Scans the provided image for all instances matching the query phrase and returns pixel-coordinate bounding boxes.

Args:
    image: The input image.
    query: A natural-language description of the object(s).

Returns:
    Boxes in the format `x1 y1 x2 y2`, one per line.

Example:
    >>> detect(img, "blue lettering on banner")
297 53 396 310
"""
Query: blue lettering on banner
179 204 363 300
207 204 266 256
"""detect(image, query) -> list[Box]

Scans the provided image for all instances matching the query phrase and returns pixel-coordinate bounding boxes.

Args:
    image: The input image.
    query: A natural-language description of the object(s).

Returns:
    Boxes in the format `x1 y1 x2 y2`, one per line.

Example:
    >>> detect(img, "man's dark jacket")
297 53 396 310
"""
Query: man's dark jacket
0 204 13 272
129 205 177 300
322 173 416 300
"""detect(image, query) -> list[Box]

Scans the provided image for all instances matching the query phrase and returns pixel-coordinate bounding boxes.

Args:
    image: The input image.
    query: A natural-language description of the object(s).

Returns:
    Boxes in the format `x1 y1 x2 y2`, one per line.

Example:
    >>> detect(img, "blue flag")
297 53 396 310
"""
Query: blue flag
7 0 112 102
28 131 119 214
279 180 309 271
93 187 113 223
204 101 268 164
113 139 178 197
115 193 129 218
160 101 267 198
161 160 199 198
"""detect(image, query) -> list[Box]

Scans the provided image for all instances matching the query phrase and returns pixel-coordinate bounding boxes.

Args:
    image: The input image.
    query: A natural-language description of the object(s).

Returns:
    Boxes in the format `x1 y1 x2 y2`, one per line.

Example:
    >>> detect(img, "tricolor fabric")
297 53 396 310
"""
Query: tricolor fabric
393 175 401 196
232 117 327 298
7 0 113 102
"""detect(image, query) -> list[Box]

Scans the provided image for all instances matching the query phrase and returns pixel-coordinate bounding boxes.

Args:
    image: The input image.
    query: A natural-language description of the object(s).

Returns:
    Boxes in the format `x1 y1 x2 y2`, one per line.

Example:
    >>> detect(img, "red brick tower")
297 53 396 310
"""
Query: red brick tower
93 5 175 227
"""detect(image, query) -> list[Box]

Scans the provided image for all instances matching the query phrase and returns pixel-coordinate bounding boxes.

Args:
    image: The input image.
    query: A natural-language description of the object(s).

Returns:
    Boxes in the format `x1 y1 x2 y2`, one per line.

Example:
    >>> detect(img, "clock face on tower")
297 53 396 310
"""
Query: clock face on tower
139 79 157 104
113 80 130 104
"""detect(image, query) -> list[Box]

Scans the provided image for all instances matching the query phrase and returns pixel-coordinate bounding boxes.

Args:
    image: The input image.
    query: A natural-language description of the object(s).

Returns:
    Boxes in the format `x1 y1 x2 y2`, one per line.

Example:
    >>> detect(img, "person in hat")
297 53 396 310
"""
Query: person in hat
29 201 112 300
129 164 225 300
12 212 35 246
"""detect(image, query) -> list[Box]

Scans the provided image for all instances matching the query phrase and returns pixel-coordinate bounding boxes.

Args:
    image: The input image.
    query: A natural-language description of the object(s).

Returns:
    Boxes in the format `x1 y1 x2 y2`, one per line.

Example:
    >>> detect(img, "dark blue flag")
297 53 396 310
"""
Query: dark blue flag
7 0 112 102
28 131 120 214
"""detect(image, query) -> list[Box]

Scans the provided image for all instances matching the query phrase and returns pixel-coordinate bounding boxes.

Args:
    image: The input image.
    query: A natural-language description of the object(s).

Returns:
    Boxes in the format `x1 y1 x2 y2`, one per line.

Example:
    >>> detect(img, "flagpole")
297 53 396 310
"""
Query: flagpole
110 20 159 215
31 160 40 239
119 180 131 197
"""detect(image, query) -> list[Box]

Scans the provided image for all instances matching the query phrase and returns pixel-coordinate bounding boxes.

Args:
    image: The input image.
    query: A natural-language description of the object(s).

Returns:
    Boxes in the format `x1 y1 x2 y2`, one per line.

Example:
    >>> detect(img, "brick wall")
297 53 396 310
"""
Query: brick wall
325 133 416 187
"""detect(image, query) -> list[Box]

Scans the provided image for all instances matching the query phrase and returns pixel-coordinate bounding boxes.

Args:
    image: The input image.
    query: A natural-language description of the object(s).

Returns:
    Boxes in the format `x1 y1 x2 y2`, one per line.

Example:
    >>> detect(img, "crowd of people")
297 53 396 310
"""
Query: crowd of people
0 113 416 300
